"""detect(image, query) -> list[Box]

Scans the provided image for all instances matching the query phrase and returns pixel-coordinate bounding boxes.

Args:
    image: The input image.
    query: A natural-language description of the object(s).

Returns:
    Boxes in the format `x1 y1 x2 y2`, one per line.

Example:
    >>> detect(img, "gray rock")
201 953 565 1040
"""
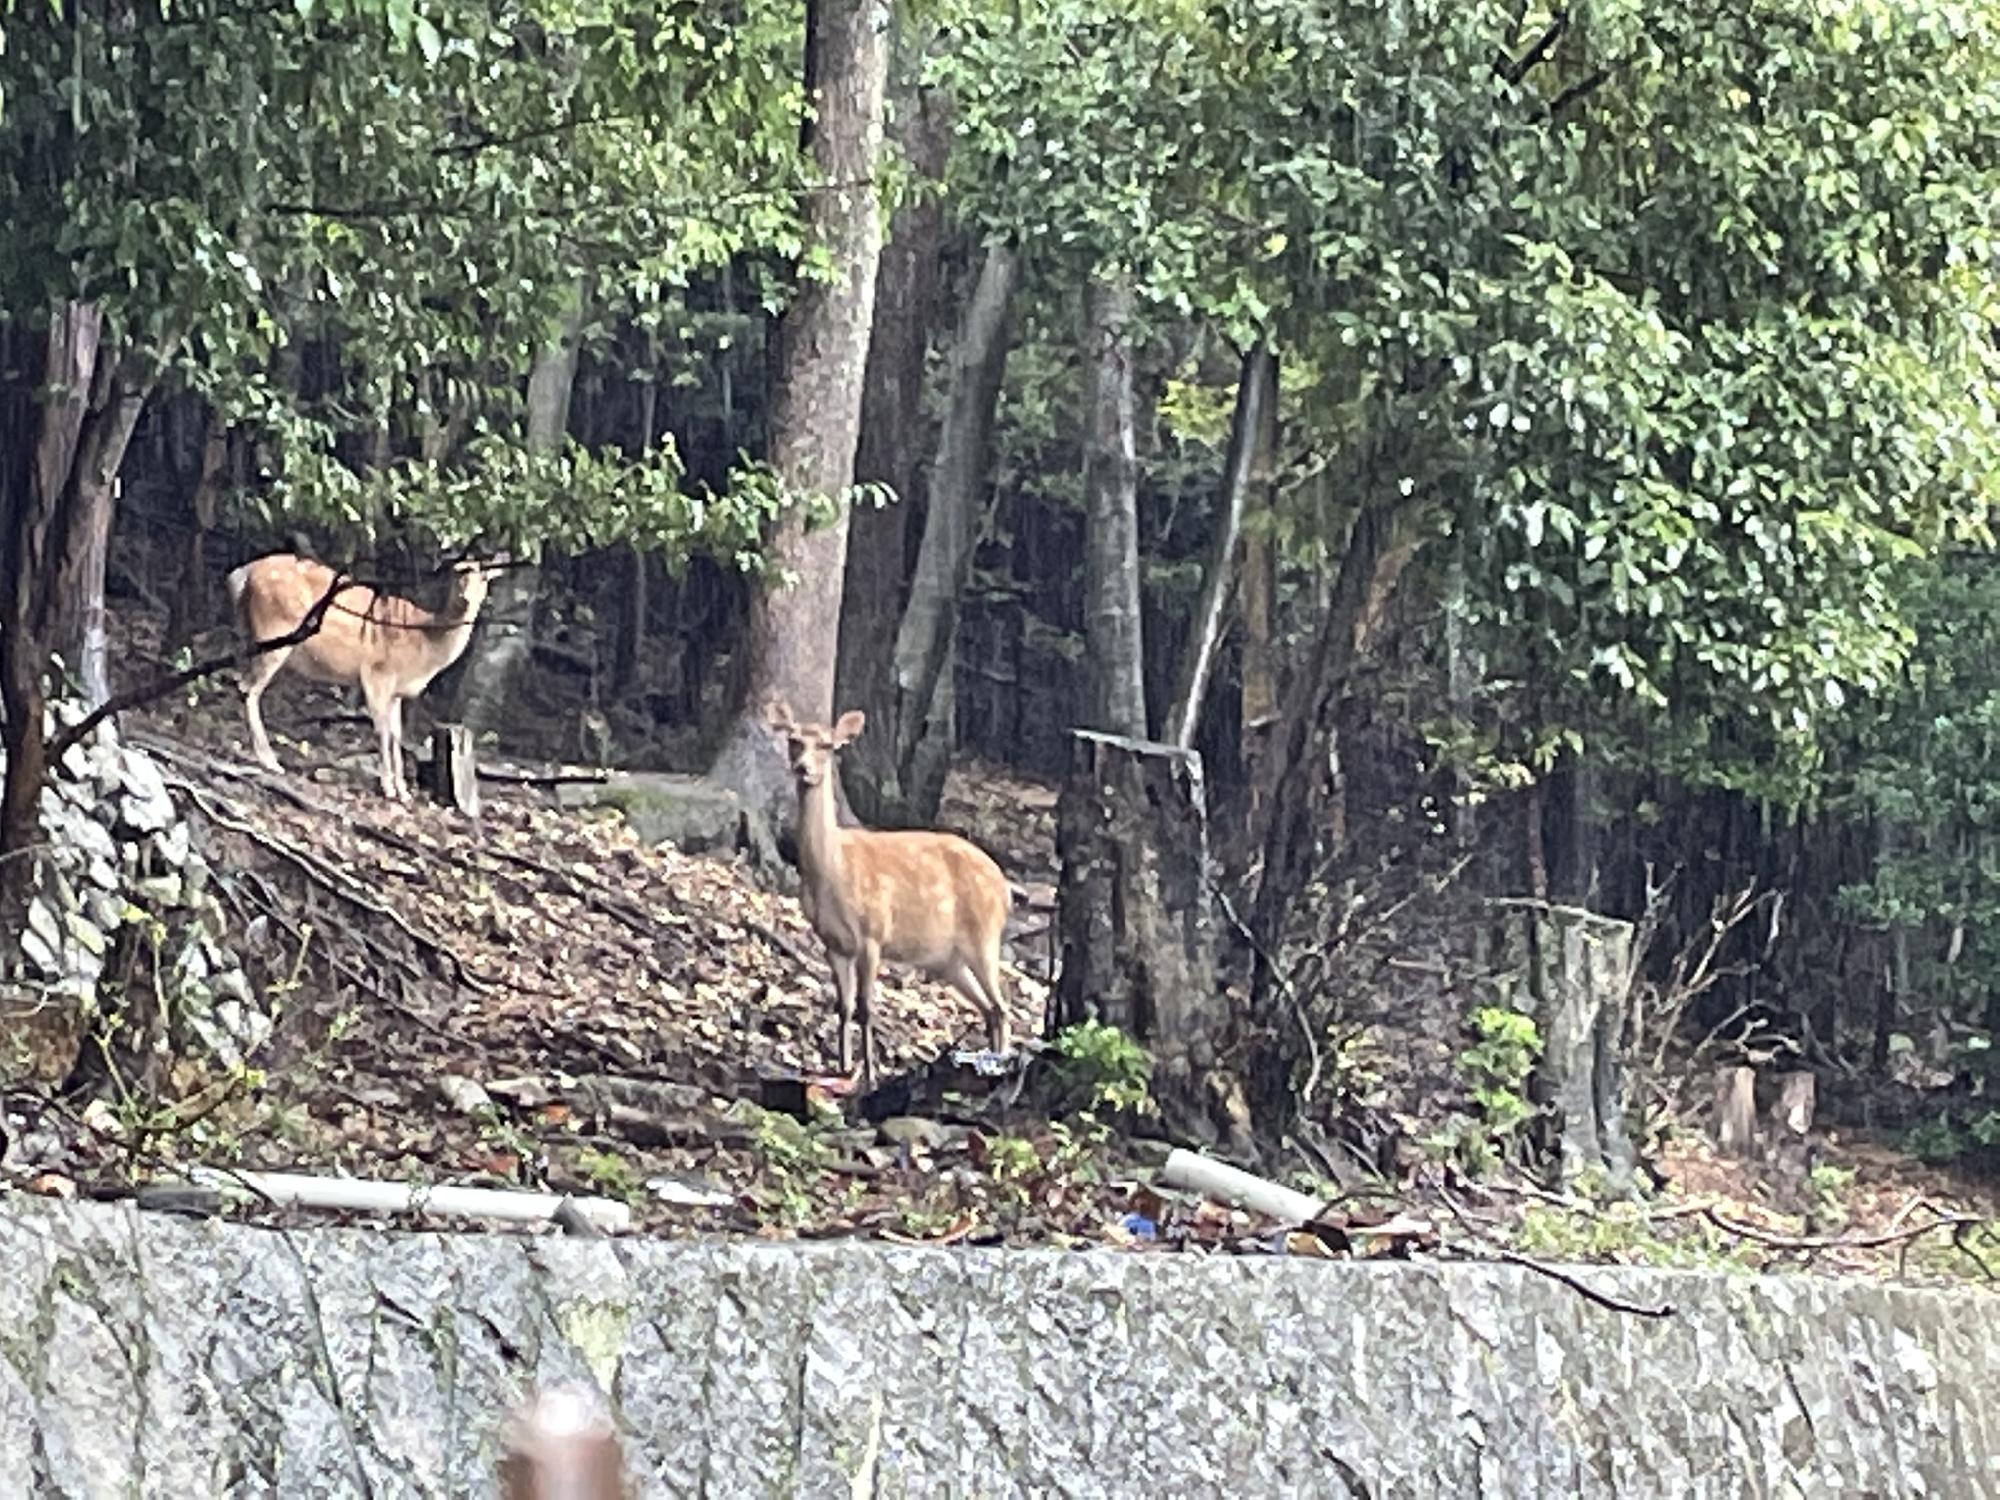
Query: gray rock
150 822 192 869
437 1075 494 1115
63 912 107 959
210 968 254 1010
132 874 184 909
878 1116 948 1150
20 926 58 975
1 1197 1999 1497
561 772 763 857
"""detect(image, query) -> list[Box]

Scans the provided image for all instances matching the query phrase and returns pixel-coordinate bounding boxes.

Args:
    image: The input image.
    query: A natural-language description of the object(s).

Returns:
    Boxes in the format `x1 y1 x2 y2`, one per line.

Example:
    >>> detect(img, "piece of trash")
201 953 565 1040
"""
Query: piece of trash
646 1175 734 1209
950 1049 1012 1076
1120 1211 1157 1241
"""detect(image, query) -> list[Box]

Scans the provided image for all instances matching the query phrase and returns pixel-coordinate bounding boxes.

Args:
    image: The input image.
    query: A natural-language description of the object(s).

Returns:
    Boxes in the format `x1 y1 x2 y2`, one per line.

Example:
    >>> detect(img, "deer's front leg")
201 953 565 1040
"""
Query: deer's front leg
830 952 857 1076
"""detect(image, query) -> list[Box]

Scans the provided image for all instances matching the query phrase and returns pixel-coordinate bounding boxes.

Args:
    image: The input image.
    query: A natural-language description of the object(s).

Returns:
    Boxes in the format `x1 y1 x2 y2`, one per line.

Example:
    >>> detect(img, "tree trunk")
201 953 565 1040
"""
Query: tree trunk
3 306 101 930
847 242 1017 825
1055 728 1253 1155
1081 275 1147 738
167 415 228 652
453 293 586 733
835 49 951 819
1525 905 1638 1189
709 0 890 827
613 359 661 697
1166 343 1274 750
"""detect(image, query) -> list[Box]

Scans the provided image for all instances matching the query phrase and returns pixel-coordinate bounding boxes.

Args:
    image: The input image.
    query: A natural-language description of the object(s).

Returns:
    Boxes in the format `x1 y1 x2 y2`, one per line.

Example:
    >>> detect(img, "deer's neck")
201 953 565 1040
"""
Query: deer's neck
794 774 847 892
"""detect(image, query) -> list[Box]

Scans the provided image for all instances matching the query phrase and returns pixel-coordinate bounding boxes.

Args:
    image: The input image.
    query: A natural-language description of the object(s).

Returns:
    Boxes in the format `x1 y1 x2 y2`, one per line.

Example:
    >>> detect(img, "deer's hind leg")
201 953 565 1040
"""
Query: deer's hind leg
240 647 291 772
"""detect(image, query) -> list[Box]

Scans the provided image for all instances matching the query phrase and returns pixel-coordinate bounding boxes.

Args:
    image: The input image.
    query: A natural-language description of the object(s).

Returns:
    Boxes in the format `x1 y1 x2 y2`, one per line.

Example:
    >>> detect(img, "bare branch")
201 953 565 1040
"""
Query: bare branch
47 567 350 768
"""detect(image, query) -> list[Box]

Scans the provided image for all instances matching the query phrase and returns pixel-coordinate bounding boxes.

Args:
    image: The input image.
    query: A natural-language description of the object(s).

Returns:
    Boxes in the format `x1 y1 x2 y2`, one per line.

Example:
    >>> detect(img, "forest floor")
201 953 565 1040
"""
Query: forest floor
7 606 2000 1293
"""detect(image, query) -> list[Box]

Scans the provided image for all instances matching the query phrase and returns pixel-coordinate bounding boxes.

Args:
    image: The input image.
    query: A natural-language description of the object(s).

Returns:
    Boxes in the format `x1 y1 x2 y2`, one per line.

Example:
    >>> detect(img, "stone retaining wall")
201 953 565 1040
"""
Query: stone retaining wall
1 1197 1995 1496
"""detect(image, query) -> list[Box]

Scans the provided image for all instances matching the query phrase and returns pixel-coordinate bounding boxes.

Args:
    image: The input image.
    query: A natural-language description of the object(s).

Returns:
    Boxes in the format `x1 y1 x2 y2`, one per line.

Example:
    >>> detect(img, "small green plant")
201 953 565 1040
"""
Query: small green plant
1908 1116 1968 1164
752 1109 833 1226
1807 1163 1856 1232
1427 1005 1543 1176
577 1147 643 1203
1050 1020 1154 1116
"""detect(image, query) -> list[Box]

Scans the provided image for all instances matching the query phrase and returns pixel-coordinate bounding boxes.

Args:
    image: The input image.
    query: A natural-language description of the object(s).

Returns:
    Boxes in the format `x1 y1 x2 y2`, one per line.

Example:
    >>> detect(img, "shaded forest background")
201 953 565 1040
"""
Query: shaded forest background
6 0 2000 1188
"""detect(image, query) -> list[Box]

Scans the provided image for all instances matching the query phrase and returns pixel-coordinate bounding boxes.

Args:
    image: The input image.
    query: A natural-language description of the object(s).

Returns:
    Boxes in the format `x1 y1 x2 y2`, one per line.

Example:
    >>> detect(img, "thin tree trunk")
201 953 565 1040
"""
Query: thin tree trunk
855 241 1018 823
709 0 890 828
454 293 586 732
835 48 951 820
1248 495 1422 1006
167 416 228 652
1166 343 1274 750
1081 275 1147 739
38 337 158 711
613 361 661 697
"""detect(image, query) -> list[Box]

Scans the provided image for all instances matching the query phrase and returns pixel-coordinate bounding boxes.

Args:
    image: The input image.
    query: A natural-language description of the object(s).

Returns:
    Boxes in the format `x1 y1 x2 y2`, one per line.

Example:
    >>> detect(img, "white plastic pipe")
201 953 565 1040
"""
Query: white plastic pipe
189 1168 632 1234
1162 1148 1327 1227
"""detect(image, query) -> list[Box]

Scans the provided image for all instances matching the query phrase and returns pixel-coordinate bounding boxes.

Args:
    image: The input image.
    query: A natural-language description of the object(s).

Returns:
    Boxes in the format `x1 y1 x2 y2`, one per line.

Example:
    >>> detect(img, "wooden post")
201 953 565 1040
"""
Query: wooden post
1523 904 1638 1189
426 723 480 817
1713 1065 1757 1158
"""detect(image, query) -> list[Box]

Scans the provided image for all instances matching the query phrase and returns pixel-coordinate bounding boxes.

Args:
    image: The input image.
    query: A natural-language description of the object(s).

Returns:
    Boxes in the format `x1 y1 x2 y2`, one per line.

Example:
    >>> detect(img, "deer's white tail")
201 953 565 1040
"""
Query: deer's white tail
225 562 254 609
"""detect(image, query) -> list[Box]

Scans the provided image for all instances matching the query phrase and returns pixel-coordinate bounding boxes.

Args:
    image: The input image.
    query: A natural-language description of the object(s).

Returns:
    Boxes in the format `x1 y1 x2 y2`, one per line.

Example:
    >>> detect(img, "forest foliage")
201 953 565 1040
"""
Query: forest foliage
5 0 2000 1148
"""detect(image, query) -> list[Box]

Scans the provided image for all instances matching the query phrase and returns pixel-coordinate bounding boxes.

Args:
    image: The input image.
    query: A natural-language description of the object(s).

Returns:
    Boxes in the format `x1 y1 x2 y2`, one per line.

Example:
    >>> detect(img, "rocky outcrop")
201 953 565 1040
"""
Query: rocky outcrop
0 705 264 1086
2 1195 1996 1497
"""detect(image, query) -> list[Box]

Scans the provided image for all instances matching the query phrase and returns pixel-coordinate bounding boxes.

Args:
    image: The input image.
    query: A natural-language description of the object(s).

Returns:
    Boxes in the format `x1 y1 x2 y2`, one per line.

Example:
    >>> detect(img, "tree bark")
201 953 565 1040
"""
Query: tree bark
835 50 951 818
846 242 1017 824
709 0 890 826
2 303 158 939
453 293 586 733
1081 275 1147 738
1055 728 1253 1155
1166 343 1274 750
167 415 229 652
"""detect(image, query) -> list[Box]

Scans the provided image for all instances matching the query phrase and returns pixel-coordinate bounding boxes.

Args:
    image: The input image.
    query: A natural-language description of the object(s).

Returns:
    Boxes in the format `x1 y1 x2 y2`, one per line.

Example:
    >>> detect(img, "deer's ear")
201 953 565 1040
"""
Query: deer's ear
765 701 798 736
831 709 866 746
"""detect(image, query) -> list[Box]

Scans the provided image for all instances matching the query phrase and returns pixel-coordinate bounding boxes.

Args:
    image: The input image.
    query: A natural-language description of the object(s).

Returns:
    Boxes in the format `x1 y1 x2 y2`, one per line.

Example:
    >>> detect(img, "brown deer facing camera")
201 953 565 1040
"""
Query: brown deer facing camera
768 703 1012 1088
227 553 500 801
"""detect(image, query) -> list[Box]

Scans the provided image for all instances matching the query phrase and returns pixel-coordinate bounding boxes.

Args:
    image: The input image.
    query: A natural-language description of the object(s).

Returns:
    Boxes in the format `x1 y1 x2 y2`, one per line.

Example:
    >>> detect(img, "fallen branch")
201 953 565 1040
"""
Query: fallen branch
1452 1243 1677 1319
188 1166 632 1233
1703 1205 1993 1254
478 766 613 788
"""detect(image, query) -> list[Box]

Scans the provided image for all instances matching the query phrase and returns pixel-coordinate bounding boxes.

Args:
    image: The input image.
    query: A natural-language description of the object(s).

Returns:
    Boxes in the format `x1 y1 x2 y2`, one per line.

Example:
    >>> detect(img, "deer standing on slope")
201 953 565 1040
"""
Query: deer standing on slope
227 553 500 801
768 703 1013 1088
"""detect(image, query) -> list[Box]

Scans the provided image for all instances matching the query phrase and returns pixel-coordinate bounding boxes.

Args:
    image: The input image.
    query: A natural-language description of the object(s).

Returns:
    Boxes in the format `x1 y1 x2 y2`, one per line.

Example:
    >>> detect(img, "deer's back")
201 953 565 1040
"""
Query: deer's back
234 554 428 683
839 828 1009 971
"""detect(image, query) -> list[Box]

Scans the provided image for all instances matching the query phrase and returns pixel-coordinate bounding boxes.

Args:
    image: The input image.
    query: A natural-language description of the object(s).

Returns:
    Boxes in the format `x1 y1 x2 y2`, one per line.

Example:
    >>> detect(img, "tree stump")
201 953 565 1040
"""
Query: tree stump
1770 1070 1815 1139
1714 1065 1758 1159
1496 903 1638 1189
1055 729 1252 1153
426 724 480 817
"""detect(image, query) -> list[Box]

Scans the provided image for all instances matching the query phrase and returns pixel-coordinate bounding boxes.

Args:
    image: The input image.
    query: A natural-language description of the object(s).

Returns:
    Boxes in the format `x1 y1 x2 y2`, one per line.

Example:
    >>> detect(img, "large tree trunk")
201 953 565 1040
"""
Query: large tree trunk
709 0 890 826
453 294 586 733
1081 275 1147 738
2 303 141 937
847 242 1017 825
1166 343 1274 750
834 52 951 820
1056 729 1253 1155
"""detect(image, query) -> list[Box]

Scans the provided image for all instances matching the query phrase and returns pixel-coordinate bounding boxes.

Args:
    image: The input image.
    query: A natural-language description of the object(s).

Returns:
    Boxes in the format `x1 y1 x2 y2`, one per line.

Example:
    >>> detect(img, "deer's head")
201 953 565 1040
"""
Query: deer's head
766 702 865 790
